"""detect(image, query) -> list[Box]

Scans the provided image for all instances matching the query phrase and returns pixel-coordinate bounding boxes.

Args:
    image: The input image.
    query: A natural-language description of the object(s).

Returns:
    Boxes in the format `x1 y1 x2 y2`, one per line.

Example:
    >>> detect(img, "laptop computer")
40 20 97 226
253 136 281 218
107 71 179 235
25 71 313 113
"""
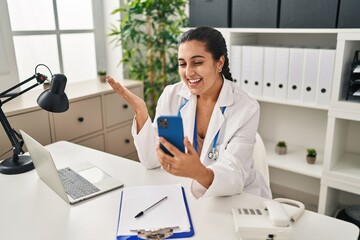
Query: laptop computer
20 129 124 204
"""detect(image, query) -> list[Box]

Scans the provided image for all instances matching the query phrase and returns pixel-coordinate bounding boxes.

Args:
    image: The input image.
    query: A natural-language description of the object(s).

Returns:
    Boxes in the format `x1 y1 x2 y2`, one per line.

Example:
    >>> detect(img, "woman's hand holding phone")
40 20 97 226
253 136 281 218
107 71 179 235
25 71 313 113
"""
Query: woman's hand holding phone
156 116 201 178
157 135 214 189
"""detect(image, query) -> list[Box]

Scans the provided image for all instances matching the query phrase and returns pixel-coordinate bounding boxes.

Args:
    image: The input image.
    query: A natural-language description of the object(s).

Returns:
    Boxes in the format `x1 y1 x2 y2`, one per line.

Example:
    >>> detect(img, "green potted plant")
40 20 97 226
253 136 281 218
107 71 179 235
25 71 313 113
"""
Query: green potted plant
109 0 188 119
306 148 317 164
275 141 287 155
97 70 107 83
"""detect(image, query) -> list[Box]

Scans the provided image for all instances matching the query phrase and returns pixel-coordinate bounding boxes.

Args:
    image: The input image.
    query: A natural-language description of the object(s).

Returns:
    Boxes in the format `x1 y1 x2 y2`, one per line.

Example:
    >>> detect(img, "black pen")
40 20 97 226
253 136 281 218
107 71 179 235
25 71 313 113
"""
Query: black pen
135 196 168 218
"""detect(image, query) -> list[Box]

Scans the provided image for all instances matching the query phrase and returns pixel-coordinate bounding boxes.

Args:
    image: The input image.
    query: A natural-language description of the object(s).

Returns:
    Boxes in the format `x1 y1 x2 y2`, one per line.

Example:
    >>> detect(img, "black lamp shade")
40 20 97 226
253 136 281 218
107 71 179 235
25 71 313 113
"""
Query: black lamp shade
37 74 69 113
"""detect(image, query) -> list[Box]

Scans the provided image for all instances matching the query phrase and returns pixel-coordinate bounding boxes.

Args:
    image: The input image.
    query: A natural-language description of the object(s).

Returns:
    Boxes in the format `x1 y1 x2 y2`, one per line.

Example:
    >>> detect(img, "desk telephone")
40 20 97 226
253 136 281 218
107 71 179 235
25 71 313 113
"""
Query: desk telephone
232 198 305 240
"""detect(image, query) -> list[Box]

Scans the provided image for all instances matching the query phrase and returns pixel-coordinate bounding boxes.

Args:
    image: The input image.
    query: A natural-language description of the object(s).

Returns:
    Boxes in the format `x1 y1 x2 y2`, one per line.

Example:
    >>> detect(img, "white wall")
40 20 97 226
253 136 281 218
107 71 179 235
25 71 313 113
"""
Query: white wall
0 0 19 91
103 1 123 80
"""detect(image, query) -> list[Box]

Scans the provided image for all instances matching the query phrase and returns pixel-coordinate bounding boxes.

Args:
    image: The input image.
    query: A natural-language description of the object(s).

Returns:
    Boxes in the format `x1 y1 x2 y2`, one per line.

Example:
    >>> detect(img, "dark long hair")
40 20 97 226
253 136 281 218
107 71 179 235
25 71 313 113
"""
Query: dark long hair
178 26 233 81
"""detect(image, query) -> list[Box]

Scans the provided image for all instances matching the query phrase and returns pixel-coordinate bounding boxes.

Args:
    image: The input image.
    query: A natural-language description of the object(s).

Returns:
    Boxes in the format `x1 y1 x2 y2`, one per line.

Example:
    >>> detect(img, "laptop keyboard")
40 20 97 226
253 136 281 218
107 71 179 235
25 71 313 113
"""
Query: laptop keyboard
58 167 100 200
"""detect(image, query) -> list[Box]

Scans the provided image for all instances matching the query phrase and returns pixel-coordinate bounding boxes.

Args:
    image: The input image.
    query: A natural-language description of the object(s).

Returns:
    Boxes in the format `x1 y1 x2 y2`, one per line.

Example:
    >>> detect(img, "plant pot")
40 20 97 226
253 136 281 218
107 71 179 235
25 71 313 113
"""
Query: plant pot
98 75 106 83
275 146 287 155
306 156 316 164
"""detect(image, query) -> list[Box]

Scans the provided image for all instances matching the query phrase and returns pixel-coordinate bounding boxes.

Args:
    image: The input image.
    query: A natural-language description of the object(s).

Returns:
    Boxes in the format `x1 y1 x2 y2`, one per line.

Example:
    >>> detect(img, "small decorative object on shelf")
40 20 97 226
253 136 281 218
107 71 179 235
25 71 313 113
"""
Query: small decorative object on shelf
97 70 107 83
43 79 51 90
306 148 317 164
275 141 287 155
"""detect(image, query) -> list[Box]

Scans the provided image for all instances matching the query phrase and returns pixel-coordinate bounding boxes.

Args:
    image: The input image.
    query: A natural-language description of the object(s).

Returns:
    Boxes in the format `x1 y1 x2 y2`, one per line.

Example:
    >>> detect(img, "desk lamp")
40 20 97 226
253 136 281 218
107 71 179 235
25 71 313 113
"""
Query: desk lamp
0 64 69 175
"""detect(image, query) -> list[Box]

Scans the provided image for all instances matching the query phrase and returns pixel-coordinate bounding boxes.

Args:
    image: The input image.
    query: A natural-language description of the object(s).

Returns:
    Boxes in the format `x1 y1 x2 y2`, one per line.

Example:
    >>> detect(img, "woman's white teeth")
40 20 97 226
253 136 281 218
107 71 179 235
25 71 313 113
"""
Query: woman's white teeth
189 79 201 84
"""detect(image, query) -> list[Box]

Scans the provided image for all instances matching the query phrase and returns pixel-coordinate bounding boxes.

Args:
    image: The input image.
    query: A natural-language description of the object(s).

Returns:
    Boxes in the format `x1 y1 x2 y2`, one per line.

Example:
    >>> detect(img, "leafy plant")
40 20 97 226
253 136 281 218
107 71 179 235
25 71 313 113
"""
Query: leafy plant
97 70 106 76
306 148 317 157
276 141 287 148
109 0 188 119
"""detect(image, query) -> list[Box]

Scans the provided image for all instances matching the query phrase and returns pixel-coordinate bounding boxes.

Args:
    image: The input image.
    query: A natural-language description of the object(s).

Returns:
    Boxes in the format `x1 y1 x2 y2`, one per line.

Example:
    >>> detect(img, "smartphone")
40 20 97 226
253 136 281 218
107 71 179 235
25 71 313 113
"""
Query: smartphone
157 116 185 156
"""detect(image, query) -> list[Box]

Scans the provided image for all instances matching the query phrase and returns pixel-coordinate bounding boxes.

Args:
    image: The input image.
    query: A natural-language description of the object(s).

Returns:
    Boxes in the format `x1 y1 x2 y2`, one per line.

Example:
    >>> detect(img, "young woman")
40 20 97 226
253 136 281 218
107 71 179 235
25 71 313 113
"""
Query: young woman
107 26 271 199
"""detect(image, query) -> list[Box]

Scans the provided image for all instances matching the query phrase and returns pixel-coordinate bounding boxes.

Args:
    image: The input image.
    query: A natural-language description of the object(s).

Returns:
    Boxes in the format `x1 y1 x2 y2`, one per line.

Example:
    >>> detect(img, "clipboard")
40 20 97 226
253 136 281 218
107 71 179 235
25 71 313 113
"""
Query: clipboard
116 184 194 239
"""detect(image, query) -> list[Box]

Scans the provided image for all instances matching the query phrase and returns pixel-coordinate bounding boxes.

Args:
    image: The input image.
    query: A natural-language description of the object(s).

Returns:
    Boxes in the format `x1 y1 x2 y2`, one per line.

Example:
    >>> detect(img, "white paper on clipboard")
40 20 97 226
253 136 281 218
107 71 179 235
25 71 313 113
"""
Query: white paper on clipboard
117 184 190 236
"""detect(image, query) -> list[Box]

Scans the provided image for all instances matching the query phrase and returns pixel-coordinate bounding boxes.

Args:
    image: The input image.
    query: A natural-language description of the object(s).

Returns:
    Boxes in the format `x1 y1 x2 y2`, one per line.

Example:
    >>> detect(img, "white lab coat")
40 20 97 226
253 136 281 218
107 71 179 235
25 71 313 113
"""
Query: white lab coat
131 80 272 199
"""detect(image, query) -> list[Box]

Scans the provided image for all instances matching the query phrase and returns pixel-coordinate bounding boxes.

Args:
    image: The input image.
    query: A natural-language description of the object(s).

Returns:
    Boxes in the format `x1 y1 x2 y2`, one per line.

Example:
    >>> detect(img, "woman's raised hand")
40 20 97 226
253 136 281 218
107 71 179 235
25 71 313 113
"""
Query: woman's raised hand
107 76 148 132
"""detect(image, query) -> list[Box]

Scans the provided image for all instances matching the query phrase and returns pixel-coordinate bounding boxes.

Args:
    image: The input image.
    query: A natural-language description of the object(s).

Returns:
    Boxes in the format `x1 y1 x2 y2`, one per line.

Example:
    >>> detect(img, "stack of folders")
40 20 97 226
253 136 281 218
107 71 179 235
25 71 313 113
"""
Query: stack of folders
116 184 194 239
230 45 336 106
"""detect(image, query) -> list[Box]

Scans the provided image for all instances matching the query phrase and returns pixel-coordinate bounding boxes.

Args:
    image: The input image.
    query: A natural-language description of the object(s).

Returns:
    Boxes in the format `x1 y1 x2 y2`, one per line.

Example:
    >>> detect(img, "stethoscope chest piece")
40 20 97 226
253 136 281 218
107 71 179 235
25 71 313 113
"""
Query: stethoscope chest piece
208 148 219 161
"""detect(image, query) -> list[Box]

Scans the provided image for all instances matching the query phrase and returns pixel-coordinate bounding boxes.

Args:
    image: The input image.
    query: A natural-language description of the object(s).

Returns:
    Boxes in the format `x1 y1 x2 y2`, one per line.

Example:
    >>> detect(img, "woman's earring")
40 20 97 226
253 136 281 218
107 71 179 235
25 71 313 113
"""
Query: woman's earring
218 65 223 72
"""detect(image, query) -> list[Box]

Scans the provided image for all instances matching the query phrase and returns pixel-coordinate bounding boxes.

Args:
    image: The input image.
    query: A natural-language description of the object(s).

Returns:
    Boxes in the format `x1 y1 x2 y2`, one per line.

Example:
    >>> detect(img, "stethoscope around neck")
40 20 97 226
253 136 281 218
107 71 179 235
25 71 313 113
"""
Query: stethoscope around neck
178 99 226 161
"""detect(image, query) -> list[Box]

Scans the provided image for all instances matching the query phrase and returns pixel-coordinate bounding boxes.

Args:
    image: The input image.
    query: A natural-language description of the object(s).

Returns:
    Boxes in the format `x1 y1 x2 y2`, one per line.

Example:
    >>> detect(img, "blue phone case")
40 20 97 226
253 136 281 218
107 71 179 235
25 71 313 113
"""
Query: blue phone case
157 116 185 156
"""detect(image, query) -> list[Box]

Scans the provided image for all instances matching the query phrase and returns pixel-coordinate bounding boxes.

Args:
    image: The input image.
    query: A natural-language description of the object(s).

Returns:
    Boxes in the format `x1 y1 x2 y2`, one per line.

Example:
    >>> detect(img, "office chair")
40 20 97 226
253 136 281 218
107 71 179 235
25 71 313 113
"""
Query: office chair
253 132 270 187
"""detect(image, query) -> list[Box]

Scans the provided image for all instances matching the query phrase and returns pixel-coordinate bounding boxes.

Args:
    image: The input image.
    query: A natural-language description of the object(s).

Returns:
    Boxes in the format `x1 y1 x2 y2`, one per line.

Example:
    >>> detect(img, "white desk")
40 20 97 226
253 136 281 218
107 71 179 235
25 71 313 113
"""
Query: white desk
0 141 358 240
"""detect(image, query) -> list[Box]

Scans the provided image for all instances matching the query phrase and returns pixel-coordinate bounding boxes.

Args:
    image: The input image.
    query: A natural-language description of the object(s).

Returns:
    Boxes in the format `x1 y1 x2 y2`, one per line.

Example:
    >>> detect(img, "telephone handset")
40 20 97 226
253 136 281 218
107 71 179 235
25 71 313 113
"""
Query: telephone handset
232 198 305 240
263 198 305 227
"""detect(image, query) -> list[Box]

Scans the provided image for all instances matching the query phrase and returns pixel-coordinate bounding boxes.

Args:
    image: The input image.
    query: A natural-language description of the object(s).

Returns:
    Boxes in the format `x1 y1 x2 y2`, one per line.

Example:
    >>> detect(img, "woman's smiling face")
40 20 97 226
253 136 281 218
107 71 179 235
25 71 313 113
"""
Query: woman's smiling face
178 40 224 96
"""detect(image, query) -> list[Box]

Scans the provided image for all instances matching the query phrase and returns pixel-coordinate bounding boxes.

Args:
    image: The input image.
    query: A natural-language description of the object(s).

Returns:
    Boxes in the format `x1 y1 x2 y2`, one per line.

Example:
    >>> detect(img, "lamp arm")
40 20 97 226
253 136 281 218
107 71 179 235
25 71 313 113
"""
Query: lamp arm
0 72 48 161
0 107 24 158
0 73 47 104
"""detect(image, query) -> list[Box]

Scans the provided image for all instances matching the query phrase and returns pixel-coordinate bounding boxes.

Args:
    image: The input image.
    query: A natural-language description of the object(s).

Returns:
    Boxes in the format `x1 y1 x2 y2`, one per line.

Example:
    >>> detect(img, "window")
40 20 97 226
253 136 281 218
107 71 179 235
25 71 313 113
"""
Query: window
6 0 105 84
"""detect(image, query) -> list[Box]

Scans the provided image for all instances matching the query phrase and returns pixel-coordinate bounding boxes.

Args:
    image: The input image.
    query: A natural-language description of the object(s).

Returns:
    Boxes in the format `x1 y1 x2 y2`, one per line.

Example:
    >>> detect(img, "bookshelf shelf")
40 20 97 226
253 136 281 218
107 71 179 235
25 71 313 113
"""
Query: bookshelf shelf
216 28 360 216
264 140 323 179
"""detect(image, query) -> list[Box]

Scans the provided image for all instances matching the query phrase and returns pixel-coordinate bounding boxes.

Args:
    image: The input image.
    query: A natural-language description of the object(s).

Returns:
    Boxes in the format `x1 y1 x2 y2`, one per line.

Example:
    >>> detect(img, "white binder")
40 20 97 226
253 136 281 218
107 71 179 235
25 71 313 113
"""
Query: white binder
316 49 335 106
287 48 304 102
251 46 264 97
241 46 253 94
263 47 276 99
274 47 290 100
302 49 320 104
230 45 242 87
